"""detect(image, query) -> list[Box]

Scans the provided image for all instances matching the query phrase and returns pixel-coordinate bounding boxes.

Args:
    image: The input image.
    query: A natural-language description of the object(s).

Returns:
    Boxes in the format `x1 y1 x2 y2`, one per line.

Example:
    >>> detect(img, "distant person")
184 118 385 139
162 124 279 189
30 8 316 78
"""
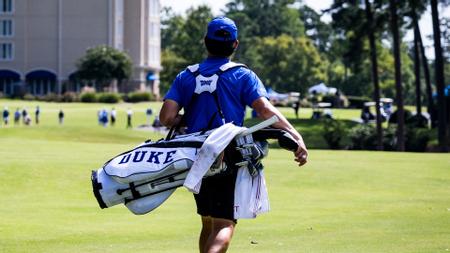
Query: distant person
293 100 300 119
14 108 20 125
110 108 117 126
361 106 375 123
22 108 28 125
100 109 108 127
126 108 133 128
146 108 153 125
35 106 40 125
323 108 333 119
58 109 64 125
152 115 163 128
2 106 9 125
382 102 393 119
24 114 31 126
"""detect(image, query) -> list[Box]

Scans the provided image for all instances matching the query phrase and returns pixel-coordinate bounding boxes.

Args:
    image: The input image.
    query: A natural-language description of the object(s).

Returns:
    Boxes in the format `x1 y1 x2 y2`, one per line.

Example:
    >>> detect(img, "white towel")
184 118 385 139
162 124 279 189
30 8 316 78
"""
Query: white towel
234 168 270 219
183 123 246 193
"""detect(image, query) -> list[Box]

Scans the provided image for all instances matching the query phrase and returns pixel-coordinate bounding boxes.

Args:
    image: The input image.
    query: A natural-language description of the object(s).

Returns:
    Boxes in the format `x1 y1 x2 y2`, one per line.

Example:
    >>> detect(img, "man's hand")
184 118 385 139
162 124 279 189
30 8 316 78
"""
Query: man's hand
294 143 308 166
251 97 309 167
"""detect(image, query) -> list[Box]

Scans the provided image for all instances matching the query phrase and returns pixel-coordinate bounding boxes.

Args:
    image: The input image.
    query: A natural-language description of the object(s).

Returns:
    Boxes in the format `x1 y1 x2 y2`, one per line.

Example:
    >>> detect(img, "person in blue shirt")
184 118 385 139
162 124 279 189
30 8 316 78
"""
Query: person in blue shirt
160 16 308 253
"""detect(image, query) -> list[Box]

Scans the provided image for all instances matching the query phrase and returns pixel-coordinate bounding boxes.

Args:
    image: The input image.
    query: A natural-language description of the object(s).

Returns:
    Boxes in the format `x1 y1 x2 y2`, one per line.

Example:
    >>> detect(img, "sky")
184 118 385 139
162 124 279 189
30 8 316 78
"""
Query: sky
160 0 450 59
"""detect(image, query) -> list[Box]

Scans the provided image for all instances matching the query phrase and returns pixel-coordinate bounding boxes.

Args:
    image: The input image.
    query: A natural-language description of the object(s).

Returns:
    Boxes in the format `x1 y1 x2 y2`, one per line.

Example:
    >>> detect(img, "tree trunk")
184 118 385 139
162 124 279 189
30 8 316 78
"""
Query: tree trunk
389 0 405 151
413 19 422 116
431 0 448 152
365 0 383 150
415 20 435 127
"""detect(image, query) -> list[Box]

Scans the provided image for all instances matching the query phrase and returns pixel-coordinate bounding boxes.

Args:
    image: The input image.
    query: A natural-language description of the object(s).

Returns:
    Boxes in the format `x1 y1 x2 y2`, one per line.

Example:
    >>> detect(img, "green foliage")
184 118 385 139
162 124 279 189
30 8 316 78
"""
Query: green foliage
348 124 377 150
22 93 36 101
405 127 431 152
349 123 431 151
97 93 121 104
322 119 347 149
80 92 97 103
225 0 304 39
246 35 327 93
159 0 423 105
41 93 60 102
160 50 188 96
161 6 212 62
126 92 155 103
76 45 133 90
299 5 333 54
160 6 212 93
21 92 81 103
348 124 396 151
61 92 80 103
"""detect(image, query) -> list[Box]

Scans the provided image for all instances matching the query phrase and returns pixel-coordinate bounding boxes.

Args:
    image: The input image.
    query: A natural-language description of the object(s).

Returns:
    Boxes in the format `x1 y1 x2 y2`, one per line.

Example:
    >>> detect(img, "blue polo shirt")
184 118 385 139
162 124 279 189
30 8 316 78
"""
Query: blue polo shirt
165 57 267 133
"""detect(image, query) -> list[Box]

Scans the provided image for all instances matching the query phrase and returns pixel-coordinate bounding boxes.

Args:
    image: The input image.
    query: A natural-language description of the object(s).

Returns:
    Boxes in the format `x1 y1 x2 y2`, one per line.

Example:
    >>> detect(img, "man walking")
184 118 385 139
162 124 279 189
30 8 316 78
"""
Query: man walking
58 109 64 125
159 17 308 253
2 106 9 125
35 106 40 125
126 108 133 128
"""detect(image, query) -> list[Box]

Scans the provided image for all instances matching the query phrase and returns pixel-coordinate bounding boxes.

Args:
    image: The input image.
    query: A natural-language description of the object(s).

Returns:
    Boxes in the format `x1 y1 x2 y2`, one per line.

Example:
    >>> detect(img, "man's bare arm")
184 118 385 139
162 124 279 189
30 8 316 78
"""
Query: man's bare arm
252 97 308 166
159 99 182 127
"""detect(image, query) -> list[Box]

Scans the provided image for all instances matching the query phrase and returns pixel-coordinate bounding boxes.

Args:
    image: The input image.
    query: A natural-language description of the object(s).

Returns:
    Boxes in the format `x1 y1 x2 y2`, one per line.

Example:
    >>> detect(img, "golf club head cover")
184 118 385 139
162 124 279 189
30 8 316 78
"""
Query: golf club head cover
252 127 299 152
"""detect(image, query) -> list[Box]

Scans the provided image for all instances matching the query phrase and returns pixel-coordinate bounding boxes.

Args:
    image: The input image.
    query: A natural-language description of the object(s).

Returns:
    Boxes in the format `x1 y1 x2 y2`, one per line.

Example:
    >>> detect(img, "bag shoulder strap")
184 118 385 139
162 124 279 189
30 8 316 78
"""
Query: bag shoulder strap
182 62 248 133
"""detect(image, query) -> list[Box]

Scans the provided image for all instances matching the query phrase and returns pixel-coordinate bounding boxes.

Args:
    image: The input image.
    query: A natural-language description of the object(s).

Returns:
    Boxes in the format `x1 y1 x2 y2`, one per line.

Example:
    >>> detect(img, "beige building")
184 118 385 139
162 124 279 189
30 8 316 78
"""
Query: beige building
0 0 161 96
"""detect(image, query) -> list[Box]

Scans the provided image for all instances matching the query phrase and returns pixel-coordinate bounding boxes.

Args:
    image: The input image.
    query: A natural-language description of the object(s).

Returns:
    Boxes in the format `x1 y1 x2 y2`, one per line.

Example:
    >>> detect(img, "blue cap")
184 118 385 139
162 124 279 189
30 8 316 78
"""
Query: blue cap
206 17 238 42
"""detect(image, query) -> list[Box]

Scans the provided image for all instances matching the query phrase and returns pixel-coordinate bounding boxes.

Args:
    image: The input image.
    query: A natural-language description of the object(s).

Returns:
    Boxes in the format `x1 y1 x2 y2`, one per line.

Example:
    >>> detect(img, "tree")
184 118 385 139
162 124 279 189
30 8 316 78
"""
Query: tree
161 7 185 51
76 45 132 91
328 1 377 96
415 19 435 126
245 35 327 93
224 0 304 38
431 0 448 152
413 23 422 116
402 0 435 127
365 0 383 150
173 6 213 63
224 0 304 62
299 5 333 54
389 0 405 151
159 50 188 95
160 6 213 94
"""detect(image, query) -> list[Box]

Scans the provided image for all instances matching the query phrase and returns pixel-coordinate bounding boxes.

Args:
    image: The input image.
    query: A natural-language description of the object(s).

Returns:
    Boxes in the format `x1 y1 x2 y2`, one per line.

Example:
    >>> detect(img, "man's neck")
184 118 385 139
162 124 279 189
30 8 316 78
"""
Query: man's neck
207 53 230 59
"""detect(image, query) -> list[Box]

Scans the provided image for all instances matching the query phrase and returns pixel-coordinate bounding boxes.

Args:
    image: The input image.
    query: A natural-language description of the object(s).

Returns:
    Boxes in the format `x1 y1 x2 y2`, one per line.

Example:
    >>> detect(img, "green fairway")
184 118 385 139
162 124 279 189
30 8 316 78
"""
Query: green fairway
0 99 449 253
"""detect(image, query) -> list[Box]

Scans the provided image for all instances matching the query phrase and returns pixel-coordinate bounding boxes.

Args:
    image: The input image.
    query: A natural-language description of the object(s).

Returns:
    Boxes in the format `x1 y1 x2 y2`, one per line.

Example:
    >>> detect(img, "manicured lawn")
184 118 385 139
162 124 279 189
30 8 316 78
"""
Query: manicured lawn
0 99 448 253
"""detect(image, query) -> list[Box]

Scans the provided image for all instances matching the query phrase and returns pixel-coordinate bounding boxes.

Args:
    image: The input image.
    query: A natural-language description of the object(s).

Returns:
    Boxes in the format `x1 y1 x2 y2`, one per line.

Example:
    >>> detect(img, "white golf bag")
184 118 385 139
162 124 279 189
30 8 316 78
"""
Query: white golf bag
91 116 298 215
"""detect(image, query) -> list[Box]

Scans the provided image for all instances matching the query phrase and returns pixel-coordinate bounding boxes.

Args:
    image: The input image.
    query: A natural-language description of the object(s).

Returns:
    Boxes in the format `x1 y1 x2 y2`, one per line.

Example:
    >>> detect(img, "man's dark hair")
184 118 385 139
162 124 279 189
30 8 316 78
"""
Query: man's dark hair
204 37 236 57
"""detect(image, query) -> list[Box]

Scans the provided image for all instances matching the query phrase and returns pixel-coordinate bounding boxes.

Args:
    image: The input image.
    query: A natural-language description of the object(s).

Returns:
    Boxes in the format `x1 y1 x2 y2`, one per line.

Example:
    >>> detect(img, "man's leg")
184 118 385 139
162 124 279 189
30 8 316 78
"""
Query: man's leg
199 216 212 253
199 216 236 253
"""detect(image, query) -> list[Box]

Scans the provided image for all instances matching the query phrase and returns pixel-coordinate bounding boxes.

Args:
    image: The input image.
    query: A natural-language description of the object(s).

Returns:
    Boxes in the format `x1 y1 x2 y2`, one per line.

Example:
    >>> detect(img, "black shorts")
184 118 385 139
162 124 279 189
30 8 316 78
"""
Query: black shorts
193 168 238 222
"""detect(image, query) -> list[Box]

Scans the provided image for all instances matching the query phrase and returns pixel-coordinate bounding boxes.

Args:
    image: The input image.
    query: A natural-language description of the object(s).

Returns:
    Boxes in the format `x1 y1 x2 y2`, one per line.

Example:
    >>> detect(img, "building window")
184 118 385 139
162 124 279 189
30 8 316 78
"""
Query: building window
0 19 12 36
0 0 13 13
0 42 13 60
